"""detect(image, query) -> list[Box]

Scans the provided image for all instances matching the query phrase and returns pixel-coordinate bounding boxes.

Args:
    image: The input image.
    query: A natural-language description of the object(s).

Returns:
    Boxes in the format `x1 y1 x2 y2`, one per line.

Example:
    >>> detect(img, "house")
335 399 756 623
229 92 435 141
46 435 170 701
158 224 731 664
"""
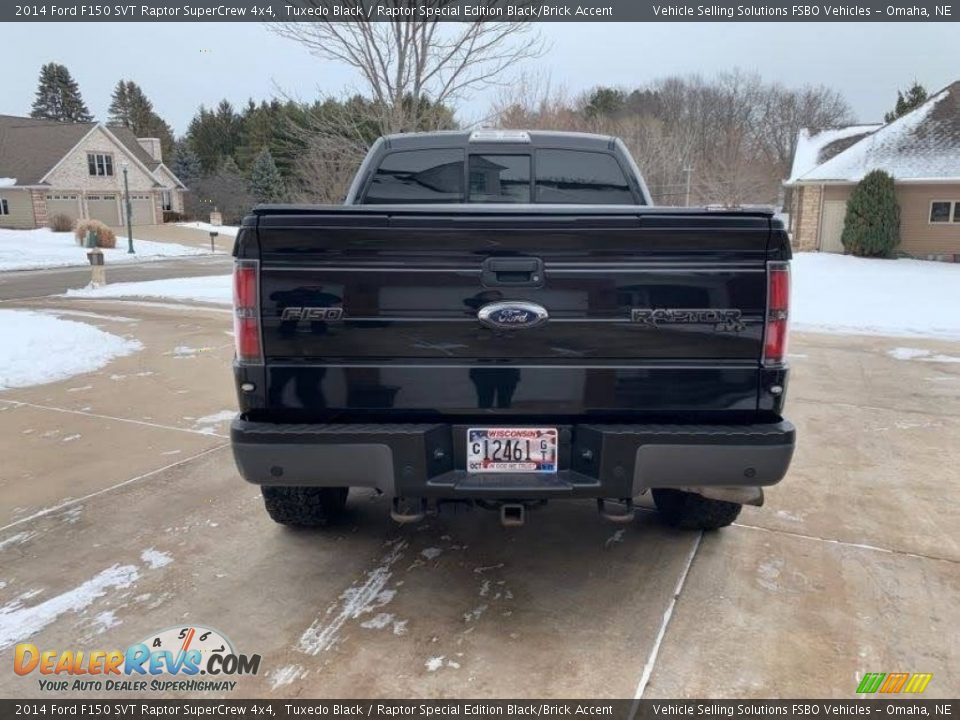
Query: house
785 81 960 260
0 114 187 230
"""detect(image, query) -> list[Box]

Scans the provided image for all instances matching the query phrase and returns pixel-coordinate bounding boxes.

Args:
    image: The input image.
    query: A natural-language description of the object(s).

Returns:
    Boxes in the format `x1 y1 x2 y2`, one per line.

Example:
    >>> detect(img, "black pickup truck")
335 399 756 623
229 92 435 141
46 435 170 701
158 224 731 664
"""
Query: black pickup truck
230 130 795 530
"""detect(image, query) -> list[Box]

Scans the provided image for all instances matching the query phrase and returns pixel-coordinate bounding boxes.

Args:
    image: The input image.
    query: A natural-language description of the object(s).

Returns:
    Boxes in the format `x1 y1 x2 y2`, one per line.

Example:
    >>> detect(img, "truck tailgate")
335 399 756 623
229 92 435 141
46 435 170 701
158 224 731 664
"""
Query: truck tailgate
250 208 779 418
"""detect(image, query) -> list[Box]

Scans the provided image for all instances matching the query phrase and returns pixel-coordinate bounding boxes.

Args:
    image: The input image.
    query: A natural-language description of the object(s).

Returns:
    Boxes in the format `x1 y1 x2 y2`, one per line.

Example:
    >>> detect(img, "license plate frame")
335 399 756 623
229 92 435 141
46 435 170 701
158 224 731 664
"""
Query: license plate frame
466 427 559 474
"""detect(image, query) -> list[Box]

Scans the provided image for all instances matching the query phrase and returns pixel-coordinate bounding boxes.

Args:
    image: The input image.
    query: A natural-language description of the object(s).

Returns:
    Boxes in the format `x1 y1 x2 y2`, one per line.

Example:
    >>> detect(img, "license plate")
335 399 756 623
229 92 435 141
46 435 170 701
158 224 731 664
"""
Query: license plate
466 428 558 474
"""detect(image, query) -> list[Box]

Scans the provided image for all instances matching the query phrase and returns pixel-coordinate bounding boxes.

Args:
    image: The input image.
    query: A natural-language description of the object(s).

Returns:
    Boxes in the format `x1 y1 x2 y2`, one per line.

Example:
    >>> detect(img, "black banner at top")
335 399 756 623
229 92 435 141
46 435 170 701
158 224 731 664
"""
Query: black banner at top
4 0 959 22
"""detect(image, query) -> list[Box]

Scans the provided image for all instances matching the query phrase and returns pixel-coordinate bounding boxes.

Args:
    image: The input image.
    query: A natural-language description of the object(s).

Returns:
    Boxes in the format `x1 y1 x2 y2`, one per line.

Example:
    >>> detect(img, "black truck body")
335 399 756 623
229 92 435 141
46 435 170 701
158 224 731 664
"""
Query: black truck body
231 131 795 529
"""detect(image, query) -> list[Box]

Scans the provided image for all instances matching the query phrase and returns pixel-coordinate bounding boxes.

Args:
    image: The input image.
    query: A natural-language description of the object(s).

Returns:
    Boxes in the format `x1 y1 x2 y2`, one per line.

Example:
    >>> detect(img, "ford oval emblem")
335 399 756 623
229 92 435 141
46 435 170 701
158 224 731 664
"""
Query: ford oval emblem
477 301 549 330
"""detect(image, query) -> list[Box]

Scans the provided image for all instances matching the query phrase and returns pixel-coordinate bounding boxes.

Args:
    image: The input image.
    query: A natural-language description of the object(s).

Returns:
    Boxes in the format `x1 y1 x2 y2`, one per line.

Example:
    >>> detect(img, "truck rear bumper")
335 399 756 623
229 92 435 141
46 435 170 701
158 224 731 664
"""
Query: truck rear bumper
231 419 795 500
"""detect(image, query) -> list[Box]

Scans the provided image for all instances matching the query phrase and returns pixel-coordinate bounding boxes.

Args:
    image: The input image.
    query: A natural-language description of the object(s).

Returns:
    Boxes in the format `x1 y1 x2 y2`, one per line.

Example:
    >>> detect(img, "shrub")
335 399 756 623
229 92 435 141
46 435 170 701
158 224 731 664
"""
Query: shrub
48 213 73 232
73 219 117 249
162 210 185 223
841 170 901 257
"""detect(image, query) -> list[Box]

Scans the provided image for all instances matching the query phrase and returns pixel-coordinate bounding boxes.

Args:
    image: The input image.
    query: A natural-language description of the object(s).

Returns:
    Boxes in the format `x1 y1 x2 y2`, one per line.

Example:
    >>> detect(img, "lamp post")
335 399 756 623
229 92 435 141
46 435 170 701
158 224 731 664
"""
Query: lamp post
122 162 134 254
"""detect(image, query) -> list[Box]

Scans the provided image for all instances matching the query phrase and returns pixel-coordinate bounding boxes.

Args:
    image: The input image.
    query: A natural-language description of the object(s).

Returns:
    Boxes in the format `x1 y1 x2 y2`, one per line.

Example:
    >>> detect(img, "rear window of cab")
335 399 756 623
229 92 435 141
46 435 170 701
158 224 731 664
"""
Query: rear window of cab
362 148 637 205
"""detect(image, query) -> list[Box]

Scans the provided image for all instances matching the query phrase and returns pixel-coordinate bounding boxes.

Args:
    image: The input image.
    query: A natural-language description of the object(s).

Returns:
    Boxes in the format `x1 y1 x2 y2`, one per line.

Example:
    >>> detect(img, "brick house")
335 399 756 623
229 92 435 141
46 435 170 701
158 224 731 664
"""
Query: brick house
785 81 960 260
0 114 187 230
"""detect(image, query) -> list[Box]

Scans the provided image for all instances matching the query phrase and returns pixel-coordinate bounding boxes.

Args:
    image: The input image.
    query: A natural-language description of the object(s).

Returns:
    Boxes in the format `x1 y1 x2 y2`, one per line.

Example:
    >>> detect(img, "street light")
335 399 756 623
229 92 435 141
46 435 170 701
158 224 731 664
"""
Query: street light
122 162 134 254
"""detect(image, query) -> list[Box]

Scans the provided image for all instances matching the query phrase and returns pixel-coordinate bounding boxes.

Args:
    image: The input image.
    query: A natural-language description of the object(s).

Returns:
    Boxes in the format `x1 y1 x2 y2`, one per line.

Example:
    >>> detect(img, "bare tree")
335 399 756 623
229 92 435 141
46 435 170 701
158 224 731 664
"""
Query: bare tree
272 4 544 135
271 4 544 201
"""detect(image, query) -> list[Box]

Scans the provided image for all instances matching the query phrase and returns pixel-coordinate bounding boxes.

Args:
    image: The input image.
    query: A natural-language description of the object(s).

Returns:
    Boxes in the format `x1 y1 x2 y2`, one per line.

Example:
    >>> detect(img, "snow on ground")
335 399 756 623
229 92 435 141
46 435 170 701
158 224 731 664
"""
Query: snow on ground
66 275 232 305
0 564 139 650
176 221 240 237
0 310 142 390
791 253 960 340
0 228 205 272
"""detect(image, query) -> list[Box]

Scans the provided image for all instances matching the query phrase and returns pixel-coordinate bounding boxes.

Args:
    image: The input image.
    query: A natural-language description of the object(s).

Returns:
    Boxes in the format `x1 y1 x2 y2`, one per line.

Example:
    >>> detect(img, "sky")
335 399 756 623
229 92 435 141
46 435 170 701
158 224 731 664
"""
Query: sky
1 22 956 135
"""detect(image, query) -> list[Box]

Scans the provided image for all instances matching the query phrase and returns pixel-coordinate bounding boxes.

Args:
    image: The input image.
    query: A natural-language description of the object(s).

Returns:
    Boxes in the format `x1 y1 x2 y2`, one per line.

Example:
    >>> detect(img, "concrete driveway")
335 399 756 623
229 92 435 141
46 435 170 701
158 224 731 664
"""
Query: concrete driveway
0 291 958 699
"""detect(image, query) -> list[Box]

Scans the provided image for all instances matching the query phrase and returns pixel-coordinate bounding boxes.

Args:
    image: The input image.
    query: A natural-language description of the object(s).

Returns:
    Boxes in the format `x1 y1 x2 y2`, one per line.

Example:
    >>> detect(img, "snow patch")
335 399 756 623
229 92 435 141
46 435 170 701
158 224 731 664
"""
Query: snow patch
887 347 960 364
425 656 445 672
360 612 395 630
792 254 960 340
0 531 37 551
176 222 240 238
65 275 232 306
0 228 204 272
0 178 16 188
270 664 306 689
0 311 141 390
0 564 139 649
421 547 443 561
297 540 406 655
140 548 172 570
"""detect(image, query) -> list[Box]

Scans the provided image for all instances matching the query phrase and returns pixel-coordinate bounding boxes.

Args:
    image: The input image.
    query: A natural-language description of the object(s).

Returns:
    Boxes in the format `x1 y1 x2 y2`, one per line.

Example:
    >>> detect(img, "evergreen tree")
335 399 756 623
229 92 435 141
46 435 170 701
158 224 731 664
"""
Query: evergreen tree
170 140 202 188
249 148 286 203
30 63 93 122
884 82 928 122
841 170 900 258
108 80 175 160
108 80 132 126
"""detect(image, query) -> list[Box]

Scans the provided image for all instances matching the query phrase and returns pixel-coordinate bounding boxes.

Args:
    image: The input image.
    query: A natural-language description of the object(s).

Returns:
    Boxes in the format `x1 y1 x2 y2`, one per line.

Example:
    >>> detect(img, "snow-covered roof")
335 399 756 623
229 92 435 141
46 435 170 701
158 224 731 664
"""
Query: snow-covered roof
789 81 960 184
787 124 881 183
0 177 16 188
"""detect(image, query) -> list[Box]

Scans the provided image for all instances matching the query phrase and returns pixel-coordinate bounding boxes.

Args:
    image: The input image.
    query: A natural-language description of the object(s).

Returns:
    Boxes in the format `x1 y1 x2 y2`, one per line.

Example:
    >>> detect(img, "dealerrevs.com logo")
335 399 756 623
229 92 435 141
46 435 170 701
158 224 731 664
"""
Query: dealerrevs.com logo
14 625 261 693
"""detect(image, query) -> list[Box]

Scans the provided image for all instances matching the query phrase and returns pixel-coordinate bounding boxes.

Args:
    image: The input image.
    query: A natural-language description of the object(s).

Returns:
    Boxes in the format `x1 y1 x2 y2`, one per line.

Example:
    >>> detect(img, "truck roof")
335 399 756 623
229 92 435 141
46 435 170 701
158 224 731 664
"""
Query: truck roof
380 129 620 152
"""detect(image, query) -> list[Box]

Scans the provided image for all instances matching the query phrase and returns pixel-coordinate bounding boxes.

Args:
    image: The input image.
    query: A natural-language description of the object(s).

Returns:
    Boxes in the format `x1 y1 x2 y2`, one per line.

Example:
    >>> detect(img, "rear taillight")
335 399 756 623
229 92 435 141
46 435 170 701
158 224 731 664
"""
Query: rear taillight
233 259 262 364
763 261 790 364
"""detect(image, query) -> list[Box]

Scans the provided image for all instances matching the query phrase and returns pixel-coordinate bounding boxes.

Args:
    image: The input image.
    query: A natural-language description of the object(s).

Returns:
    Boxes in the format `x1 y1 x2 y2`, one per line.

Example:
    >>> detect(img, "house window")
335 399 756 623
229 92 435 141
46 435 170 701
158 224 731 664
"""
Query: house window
929 201 960 224
161 191 173 211
0 198 8 216
87 153 114 177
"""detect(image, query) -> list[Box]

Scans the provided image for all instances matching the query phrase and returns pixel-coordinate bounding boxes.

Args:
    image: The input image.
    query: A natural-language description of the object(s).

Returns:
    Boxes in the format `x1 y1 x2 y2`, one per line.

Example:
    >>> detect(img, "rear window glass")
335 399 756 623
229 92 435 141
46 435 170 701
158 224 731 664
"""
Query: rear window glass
364 149 464 204
535 150 634 204
469 154 531 203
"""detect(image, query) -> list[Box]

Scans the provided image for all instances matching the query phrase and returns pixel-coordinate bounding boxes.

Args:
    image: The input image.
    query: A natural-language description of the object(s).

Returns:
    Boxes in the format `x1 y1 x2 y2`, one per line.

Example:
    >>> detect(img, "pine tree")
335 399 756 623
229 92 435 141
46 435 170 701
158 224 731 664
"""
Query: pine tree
30 63 93 122
171 141 202 188
108 80 132 126
249 148 286 203
108 80 175 160
841 170 900 258
884 82 928 122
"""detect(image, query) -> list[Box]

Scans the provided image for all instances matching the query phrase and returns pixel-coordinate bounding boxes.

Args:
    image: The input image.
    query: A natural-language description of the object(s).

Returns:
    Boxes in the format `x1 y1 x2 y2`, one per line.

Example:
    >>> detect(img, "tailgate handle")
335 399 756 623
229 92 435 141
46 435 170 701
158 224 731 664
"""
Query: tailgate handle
482 257 543 287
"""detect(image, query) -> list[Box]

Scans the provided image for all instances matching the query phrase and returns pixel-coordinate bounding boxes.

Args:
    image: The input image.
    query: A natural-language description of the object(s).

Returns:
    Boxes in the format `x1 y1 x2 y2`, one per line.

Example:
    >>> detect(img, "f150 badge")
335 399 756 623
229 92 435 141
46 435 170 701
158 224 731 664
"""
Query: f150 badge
280 307 344 321
631 308 746 332
478 301 549 330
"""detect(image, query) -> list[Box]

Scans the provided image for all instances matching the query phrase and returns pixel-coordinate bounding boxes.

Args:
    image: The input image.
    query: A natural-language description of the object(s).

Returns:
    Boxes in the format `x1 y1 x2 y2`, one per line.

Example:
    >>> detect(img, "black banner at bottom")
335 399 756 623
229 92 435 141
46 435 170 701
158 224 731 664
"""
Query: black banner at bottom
2 700 958 719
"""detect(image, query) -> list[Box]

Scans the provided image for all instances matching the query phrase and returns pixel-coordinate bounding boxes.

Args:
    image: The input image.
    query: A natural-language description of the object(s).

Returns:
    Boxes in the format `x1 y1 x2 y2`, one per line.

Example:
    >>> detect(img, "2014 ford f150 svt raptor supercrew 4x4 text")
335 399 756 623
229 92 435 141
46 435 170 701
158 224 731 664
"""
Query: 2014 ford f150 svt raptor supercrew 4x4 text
229 130 795 530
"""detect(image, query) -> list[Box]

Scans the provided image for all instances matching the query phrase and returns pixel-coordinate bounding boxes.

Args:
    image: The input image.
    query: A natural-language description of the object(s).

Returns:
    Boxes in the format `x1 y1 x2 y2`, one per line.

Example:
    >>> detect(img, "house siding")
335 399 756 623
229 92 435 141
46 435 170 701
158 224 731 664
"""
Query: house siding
0 189 38 229
798 182 960 257
44 127 158 193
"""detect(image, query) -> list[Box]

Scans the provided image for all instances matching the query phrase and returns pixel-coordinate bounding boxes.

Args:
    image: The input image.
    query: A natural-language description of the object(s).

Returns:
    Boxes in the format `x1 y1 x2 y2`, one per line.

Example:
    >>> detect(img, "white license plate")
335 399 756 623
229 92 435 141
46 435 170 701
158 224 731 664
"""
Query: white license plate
466 427 558 474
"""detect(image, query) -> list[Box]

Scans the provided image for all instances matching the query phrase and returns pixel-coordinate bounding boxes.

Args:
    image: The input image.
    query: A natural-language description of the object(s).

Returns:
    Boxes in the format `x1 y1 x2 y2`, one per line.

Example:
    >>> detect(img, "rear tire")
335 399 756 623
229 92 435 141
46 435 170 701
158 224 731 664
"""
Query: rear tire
261 486 349 528
652 489 741 530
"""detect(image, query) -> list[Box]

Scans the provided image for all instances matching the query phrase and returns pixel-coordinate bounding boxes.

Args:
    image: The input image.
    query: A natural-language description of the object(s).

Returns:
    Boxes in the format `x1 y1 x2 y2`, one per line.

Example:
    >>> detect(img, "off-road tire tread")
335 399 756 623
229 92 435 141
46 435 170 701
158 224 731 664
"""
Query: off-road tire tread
262 486 349 528
652 489 742 530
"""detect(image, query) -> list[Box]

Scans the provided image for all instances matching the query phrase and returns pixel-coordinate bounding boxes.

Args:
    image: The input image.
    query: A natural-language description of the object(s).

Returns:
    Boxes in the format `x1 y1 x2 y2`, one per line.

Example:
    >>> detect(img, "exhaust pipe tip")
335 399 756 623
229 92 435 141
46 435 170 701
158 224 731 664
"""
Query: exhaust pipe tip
500 503 525 528
391 497 426 524
598 498 635 524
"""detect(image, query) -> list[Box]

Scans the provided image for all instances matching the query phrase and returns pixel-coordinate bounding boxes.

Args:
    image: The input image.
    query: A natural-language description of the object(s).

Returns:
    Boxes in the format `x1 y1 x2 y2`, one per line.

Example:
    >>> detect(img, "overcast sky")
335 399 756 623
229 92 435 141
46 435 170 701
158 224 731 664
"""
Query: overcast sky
2 22 956 134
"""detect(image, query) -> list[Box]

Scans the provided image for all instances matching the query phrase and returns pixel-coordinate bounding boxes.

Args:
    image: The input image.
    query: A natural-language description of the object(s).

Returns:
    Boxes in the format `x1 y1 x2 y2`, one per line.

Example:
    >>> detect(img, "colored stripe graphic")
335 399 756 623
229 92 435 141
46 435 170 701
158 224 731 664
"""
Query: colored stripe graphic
856 673 886 694
904 673 933 693
880 673 910 693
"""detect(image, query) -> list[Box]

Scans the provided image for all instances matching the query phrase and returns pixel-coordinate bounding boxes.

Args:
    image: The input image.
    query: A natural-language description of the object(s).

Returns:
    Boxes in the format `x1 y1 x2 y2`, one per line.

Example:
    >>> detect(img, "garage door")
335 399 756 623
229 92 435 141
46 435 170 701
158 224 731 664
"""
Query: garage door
820 200 847 253
46 194 80 223
86 194 120 226
129 194 154 225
